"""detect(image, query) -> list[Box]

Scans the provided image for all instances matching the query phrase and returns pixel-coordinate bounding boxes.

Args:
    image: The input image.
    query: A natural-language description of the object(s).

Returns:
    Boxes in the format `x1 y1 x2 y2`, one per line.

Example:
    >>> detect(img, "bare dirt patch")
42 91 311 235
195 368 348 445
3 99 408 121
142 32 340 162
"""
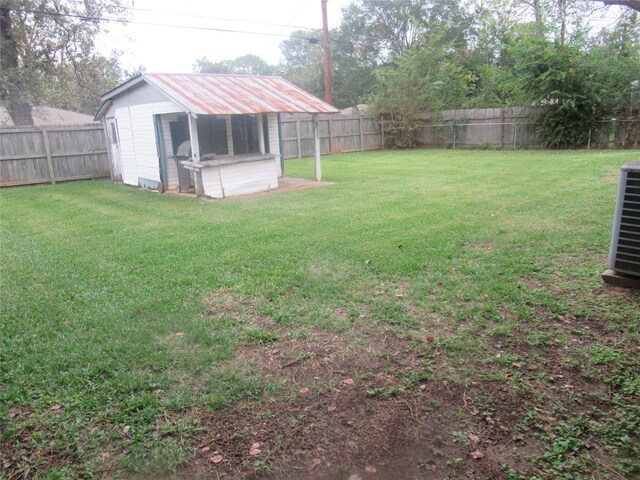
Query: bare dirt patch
518 276 545 290
203 290 259 321
180 327 542 479
464 241 495 253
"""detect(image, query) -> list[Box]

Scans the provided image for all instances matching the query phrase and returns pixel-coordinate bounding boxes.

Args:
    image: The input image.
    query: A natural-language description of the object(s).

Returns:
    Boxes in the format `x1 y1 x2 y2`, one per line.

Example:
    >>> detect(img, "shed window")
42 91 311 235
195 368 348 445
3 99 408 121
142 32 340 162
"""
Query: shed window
196 116 229 155
232 115 260 155
108 122 119 144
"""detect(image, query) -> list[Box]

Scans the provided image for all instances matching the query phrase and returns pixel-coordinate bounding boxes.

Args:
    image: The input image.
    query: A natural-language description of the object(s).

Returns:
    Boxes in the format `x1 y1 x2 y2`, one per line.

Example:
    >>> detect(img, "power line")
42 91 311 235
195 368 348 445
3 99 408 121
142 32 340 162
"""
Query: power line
261 0 313 58
125 6 316 32
7 7 373 47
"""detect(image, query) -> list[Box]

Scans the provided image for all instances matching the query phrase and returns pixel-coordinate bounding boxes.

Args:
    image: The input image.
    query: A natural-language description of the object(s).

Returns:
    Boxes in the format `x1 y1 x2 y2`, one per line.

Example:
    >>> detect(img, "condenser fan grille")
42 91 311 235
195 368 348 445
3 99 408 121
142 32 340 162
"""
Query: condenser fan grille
610 167 640 277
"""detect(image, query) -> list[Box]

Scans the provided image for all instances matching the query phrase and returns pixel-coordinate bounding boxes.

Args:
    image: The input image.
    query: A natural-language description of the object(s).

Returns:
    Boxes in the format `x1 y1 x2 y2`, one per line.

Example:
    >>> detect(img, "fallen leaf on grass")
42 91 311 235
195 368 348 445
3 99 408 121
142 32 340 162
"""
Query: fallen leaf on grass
249 443 262 456
364 465 377 474
200 446 211 453
327 405 338 412
512 433 525 441
175 332 184 337
100 452 110 460
209 455 223 464
470 407 479 416
426 335 436 343
299 387 310 395
50 404 63 411
468 434 480 444
470 450 485 460
485 416 495 425
341 378 355 386
309 458 321 470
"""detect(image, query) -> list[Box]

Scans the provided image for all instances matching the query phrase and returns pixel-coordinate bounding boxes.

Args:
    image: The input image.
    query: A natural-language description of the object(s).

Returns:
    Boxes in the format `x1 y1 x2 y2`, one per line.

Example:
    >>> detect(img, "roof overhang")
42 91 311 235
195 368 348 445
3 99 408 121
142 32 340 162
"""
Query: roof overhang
94 100 112 121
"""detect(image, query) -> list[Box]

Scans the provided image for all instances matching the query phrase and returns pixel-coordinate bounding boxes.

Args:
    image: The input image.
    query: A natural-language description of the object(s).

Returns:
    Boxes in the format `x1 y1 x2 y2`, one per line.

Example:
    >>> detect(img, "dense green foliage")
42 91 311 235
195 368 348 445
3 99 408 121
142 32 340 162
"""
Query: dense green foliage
193 54 278 76
269 0 640 147
0 0 127 124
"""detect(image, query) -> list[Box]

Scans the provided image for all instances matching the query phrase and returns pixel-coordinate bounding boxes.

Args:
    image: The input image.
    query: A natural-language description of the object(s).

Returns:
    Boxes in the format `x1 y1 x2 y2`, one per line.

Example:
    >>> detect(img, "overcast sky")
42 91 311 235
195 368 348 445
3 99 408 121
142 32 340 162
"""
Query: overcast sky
98 0 352 74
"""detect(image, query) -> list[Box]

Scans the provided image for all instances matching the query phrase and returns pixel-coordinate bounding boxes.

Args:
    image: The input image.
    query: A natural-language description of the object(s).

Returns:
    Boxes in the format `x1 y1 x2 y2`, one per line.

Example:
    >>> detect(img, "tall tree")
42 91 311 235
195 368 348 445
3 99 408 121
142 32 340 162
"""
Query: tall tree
0 0 126 125
591 10 640 115
193 54 278 76
279 29 326 101
338 0 473 61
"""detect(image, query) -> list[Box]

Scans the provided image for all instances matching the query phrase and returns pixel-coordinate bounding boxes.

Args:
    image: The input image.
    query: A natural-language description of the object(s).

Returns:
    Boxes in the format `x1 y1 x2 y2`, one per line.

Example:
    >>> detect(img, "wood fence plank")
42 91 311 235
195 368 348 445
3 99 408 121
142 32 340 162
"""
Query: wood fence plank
42 129 56 184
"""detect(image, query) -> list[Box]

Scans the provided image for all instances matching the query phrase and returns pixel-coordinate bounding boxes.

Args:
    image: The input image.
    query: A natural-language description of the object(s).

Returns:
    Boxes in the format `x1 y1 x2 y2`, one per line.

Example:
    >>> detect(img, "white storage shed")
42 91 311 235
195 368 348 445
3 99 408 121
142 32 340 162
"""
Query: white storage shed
95 73 338 198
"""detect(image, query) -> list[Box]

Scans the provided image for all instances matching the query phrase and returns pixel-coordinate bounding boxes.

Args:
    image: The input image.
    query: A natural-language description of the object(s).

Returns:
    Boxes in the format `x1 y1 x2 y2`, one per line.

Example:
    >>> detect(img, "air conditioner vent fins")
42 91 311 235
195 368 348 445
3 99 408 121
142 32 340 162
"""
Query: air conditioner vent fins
608 164 640 278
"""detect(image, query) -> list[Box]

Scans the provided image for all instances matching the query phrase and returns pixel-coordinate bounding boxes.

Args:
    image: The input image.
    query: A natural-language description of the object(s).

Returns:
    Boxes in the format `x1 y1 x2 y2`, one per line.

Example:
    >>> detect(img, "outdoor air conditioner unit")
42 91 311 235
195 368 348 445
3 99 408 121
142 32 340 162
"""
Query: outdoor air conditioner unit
602 160 640 288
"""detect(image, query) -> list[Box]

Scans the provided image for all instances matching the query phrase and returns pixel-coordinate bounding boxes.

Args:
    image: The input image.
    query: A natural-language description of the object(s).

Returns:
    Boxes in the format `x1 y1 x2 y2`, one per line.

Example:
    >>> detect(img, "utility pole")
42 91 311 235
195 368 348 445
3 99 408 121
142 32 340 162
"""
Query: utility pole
321 0 333 105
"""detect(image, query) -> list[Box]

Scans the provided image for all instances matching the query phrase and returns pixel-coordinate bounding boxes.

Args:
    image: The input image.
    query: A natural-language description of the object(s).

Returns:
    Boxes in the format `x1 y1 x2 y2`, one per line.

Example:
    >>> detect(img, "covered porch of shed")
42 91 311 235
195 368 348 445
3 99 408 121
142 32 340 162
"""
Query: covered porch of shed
156 111 324 198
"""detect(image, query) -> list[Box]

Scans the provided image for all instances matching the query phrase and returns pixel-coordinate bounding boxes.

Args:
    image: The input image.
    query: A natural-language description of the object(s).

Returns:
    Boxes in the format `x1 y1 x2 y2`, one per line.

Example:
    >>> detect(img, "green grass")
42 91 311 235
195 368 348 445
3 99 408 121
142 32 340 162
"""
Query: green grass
1 149 639 478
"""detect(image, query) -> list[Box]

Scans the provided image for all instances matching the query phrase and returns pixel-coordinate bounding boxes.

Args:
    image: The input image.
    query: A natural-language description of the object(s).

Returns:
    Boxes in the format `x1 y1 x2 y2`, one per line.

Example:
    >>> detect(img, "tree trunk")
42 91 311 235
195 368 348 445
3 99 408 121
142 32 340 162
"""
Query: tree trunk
533 0 544 36
557 0 567 46
1 4 34 126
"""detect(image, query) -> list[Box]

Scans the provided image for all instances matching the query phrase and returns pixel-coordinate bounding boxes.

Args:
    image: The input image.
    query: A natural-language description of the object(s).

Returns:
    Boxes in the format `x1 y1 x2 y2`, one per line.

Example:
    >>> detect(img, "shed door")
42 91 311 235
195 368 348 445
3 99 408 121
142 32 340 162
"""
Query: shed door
107 118 122 181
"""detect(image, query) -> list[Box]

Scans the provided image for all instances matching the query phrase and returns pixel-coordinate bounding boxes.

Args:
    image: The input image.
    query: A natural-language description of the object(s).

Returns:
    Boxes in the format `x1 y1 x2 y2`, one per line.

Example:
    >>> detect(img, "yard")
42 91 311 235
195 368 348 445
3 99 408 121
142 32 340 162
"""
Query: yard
1 149 639 479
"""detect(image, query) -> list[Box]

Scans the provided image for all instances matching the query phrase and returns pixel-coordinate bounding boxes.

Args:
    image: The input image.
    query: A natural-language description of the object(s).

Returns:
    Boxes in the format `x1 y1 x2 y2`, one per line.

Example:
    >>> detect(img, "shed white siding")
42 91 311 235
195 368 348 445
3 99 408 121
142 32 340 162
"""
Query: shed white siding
200 160 277 198
219 160 277 197
202 168 224 198
114 109 138 185
108 83 183 186
110 83 170 110
267 113 282 176
225 115 234 155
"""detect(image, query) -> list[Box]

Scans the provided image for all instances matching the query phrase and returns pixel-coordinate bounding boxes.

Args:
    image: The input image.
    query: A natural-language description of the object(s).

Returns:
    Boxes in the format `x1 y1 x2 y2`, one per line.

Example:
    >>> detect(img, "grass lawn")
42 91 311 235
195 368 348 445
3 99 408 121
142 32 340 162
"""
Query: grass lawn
1 149 639 479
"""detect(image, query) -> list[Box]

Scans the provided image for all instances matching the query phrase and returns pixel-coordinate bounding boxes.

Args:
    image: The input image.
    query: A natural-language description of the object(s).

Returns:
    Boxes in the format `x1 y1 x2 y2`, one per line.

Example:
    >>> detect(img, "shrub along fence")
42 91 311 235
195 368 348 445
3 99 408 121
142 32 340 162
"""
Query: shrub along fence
0 124 110 187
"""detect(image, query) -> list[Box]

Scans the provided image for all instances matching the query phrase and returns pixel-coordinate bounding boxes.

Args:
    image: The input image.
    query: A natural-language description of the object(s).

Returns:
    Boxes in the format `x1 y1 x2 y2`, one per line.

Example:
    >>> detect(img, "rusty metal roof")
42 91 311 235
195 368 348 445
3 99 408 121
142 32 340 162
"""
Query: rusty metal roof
100 73 339 116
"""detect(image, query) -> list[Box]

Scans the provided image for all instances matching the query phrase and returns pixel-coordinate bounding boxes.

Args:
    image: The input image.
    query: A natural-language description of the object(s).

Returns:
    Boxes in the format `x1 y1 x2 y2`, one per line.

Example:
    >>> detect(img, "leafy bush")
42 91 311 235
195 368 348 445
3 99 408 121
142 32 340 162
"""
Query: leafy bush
510 37 602 148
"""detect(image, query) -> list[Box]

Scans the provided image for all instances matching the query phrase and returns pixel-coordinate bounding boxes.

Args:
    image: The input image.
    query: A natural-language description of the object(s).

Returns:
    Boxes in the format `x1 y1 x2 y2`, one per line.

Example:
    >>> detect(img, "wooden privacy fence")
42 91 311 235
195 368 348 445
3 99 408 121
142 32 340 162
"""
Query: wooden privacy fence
416 107 541 148
415 107 640 149
281 114 382 159
0 125 110 187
